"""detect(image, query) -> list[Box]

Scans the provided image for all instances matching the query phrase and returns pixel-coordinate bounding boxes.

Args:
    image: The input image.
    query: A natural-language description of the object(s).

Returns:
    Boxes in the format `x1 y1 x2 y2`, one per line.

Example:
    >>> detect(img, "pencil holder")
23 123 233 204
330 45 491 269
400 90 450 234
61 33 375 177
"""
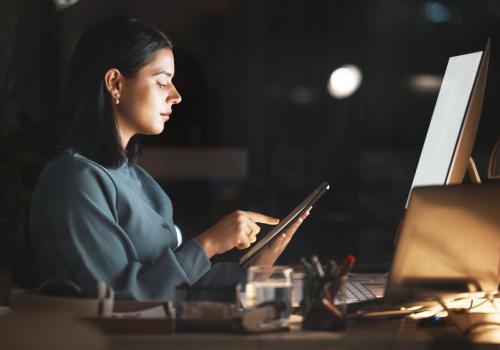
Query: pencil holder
301 275 347 331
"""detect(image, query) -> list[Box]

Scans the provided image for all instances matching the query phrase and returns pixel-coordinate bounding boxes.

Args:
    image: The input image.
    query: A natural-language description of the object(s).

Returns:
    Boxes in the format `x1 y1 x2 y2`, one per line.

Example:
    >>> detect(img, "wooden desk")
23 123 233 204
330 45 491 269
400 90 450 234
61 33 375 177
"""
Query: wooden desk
2 308 499 349
108 319 500 350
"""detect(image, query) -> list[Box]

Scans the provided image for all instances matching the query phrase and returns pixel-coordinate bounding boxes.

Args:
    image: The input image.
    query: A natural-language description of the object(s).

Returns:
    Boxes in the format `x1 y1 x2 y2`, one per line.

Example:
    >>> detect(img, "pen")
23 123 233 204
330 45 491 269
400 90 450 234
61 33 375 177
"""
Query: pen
327 254 356 302
322 297 343 318
335 254 356 278
300 257 315 314
311 255 325 278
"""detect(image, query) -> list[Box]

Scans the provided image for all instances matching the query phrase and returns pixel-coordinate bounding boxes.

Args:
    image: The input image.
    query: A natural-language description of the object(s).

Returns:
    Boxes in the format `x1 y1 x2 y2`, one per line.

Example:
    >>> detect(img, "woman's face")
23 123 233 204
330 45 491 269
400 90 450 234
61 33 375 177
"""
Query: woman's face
115 48 182 143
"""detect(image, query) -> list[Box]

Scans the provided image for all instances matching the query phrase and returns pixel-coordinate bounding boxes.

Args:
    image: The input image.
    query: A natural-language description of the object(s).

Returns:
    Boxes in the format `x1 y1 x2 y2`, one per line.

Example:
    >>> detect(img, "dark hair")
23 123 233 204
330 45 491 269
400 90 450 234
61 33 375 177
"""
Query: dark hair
61 16 172 168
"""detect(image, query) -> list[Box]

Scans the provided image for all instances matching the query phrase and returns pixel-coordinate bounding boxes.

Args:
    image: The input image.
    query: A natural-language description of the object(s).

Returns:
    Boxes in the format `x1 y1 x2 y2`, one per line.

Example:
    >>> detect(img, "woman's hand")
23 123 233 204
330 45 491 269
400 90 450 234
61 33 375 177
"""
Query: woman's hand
250 207 311 267
194 210 279 258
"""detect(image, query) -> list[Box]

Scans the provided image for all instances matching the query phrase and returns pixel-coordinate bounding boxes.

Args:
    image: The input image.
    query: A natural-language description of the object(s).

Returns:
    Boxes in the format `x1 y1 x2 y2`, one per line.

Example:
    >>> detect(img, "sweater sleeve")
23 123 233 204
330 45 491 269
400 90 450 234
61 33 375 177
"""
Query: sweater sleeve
29 158 211 300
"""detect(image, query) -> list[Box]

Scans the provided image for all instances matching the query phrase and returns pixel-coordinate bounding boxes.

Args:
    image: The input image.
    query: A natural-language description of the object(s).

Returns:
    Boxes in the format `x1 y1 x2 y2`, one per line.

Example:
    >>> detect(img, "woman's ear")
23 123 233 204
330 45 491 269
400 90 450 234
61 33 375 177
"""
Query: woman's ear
104 68 123 95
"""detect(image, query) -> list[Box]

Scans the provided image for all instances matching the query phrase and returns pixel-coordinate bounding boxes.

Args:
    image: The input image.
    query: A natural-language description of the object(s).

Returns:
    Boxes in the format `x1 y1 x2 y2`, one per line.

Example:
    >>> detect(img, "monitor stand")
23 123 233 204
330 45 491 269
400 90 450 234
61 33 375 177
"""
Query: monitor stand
467 157 481 184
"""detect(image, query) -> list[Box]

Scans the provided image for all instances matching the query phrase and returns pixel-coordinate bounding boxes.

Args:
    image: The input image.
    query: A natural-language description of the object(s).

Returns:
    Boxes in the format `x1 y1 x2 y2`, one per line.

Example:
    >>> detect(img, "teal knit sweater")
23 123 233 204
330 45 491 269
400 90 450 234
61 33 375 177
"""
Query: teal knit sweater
28 149 214 300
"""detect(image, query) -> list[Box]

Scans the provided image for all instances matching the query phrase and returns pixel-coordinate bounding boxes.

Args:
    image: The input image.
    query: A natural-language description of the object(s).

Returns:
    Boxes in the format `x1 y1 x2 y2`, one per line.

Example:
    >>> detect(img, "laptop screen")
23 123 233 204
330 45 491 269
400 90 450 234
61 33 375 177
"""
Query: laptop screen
388 183 500 303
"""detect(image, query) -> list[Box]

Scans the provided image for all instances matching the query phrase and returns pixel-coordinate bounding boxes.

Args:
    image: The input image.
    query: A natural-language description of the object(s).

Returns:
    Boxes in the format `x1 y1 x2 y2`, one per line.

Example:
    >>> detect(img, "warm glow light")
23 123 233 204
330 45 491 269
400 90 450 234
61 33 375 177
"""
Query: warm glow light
409 74 443 93
327 64 362 99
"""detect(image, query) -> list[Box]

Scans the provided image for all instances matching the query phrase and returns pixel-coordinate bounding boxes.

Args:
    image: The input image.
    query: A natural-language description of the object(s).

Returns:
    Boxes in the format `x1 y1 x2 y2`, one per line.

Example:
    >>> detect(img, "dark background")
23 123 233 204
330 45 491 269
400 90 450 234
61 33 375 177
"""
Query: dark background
1 0 499 285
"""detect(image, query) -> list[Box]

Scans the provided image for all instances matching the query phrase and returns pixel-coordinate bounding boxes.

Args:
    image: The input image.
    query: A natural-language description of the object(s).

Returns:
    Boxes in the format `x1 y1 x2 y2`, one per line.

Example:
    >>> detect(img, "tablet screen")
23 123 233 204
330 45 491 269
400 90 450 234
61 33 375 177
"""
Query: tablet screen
239 181 330 266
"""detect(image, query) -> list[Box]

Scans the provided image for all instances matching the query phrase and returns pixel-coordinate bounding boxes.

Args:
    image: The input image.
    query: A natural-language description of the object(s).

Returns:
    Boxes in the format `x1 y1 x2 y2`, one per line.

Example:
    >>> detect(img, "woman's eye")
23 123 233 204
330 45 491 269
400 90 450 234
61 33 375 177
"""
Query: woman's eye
157 82 167 89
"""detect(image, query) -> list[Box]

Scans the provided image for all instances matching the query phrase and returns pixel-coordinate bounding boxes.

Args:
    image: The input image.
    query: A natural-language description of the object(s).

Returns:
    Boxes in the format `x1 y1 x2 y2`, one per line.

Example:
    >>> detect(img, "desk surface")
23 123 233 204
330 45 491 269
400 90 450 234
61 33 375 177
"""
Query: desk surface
6 273 497 349
2 309 500 350
108 319 500 350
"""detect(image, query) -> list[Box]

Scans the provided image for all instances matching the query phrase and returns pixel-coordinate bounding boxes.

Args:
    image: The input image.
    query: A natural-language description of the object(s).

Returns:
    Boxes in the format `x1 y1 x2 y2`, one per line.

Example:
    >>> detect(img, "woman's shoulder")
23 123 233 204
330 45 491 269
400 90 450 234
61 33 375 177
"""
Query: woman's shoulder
37 149 116 189
41 149 107 174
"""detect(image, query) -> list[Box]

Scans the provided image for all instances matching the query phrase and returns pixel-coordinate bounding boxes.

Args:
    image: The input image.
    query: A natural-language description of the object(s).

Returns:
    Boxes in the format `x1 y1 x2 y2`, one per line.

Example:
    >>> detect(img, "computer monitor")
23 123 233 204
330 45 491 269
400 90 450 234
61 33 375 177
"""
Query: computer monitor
406 41 490 207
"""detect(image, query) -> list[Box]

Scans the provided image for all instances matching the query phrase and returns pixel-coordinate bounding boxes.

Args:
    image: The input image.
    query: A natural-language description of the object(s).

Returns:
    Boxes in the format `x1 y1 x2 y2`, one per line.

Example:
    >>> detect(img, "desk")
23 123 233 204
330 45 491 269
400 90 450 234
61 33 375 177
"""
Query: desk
108 319 500 350
2 308 500 349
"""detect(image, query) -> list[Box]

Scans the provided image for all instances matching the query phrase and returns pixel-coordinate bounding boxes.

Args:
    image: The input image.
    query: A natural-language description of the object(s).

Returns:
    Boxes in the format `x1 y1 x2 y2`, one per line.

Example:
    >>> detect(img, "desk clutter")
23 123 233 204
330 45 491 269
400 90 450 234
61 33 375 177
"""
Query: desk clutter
4 280 290 334
0 255 500 344
2 271 500 344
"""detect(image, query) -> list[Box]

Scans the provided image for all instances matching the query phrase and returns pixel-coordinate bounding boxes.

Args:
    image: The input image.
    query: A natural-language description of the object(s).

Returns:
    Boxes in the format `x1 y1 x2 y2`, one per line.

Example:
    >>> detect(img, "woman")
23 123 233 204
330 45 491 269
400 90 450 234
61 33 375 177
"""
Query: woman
29 17 309 300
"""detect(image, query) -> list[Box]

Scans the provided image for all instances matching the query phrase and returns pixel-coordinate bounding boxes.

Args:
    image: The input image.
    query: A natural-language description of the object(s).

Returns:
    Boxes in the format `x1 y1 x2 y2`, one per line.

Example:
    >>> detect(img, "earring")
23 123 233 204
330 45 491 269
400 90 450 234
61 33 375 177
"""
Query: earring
113 90 120 105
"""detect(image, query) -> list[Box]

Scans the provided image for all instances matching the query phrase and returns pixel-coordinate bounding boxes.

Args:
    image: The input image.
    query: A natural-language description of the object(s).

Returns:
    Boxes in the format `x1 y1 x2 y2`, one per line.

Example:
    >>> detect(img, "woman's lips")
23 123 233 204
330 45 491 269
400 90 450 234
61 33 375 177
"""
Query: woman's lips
160 112 171 121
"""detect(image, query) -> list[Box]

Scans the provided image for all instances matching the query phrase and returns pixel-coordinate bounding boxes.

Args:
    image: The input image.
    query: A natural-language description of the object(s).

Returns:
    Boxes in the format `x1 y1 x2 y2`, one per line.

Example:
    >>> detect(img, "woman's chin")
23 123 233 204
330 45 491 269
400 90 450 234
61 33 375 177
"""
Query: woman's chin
151 124 165 135
139 122 165 136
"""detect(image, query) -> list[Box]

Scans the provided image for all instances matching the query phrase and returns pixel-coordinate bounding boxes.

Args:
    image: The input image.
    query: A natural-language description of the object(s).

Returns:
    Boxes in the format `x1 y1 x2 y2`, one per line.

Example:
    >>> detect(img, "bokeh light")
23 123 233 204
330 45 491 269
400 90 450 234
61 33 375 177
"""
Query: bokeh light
327 64 363 99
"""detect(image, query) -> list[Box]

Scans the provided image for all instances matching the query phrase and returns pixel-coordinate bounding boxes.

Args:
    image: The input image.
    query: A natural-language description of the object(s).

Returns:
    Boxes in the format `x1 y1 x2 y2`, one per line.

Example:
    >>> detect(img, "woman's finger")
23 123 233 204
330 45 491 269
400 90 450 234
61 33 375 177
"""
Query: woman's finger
236 231 251 249
241 211 280 225
246 219 261 237
282 209 311 240
305 206 312 216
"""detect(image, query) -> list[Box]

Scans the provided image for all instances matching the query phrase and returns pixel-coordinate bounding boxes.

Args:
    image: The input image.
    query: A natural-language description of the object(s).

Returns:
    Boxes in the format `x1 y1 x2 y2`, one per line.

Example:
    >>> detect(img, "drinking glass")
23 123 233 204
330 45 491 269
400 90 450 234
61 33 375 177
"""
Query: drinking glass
244 266 293 320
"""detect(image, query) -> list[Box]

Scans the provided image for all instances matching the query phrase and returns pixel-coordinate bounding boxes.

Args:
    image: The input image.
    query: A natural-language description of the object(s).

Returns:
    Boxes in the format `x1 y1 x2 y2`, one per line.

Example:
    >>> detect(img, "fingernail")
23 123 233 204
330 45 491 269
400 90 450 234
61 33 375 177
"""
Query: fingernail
298 217 303 223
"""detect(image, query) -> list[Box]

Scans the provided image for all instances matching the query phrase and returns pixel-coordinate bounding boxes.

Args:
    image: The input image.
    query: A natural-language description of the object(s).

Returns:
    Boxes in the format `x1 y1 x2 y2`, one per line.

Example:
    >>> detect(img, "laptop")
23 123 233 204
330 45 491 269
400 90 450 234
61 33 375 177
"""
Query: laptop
388 183 499 300
344 183 500 312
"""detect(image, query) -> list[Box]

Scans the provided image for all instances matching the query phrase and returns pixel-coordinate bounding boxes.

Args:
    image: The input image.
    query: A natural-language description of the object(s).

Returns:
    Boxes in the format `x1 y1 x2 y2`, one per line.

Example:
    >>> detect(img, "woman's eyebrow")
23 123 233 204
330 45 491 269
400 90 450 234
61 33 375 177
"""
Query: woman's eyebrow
152 70 173 78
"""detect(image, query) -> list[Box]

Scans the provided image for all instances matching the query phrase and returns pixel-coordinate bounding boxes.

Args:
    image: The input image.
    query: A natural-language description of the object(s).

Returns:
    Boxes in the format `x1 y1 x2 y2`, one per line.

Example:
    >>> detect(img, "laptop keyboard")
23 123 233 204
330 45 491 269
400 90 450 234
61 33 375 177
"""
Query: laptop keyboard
335 273 388 304
337 281 377 303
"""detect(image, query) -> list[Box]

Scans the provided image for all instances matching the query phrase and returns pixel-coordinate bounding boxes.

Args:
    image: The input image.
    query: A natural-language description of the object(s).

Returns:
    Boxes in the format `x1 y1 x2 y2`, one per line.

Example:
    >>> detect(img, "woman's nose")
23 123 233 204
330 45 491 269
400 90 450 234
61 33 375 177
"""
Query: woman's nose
169 84 182 105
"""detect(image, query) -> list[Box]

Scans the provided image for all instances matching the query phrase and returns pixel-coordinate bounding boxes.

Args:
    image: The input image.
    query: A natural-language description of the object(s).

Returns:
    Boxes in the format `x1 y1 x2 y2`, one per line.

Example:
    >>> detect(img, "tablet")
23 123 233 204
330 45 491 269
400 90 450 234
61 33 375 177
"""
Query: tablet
239 181 330 266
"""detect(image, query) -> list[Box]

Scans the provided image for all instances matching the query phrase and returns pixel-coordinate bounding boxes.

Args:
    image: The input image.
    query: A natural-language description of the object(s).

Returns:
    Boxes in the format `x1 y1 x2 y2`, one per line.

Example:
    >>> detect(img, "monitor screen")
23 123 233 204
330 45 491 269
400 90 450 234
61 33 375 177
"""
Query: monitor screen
406 45 489 207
